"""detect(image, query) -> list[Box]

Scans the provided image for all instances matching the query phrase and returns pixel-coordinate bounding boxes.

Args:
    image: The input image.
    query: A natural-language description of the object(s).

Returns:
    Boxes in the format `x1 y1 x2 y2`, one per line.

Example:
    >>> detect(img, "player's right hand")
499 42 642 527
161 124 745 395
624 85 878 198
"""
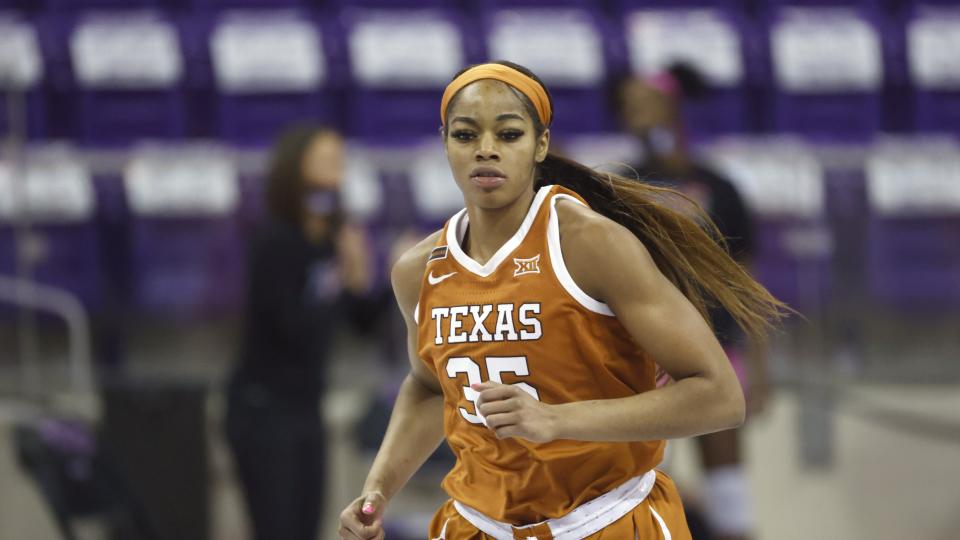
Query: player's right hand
338 491 386 540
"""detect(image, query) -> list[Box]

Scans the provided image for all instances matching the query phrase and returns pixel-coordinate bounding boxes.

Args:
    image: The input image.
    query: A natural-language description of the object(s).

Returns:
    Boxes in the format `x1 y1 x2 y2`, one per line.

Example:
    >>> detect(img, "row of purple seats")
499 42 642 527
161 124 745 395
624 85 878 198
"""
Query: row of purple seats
704 136 960 314
118 145 252 317
3 3 960 145
0 142 434 319
0 153 104 311
0 9 350 145
864 141 960 312
368 134 960 314
0 0 940 13
0 147 250 318
705 139 834 311
3 137 959 320
868 216 960 311
0 221 104 311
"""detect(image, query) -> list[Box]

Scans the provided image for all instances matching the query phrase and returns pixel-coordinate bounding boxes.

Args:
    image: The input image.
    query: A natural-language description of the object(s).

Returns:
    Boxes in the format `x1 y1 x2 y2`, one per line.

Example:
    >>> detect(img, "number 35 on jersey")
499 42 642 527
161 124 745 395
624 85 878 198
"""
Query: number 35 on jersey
446 355 540 425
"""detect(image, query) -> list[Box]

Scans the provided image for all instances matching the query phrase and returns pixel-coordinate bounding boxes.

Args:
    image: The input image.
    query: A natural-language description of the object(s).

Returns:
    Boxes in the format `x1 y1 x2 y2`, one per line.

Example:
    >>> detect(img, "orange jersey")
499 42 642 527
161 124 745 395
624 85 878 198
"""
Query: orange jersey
415 184 665 525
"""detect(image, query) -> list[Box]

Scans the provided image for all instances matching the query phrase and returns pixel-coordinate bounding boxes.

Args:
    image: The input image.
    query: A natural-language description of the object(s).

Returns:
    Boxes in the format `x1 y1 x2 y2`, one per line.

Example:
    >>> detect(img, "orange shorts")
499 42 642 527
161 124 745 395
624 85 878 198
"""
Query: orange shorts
427 470 691 540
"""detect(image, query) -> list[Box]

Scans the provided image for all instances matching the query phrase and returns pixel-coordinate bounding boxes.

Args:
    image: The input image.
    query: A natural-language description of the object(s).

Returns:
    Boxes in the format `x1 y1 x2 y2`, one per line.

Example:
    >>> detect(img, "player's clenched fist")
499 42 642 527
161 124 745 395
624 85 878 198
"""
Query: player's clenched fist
338 491 386 540
472 382 560 443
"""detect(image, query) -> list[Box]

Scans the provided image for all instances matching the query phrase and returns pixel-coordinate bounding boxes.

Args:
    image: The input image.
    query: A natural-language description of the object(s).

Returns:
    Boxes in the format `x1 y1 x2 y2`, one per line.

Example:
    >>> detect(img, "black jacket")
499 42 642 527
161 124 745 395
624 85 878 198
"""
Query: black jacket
229 220 379 406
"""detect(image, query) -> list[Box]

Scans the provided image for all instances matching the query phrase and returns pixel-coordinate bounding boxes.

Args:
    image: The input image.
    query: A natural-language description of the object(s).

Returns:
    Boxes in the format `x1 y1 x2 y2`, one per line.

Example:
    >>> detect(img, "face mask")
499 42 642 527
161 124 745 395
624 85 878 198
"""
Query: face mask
648 127 677 156
304 189 341 217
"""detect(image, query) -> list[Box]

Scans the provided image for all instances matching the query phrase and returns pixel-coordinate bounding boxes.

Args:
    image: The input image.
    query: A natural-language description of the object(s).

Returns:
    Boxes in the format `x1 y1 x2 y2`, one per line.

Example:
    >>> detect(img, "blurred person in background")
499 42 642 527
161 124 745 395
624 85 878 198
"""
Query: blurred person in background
226 125 376 540
339 61 785 540
615 63 767 540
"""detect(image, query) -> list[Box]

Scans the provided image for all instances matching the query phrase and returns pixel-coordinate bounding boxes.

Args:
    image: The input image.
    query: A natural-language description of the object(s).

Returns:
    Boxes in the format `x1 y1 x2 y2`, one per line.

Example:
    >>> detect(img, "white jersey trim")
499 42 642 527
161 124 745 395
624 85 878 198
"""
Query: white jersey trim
414 301 419 324
547 194 615 316
453 470 658 540
446 185 553 278
650 504 672 540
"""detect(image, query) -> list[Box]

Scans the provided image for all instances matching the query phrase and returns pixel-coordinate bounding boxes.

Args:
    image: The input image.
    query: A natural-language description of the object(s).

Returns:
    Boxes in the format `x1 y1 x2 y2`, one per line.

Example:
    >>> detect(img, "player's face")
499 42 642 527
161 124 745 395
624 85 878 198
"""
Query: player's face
302 131 345 191
443 79 550 209
619 78 674 135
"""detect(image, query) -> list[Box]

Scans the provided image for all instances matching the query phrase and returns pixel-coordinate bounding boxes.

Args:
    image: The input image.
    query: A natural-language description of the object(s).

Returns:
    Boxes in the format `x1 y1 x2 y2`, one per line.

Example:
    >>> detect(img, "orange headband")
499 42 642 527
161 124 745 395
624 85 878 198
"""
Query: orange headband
440 63 552 127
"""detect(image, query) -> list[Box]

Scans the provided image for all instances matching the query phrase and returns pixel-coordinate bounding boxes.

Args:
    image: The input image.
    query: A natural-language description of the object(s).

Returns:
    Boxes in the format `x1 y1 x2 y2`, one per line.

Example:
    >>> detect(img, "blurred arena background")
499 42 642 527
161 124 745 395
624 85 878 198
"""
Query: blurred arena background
0 0 959 539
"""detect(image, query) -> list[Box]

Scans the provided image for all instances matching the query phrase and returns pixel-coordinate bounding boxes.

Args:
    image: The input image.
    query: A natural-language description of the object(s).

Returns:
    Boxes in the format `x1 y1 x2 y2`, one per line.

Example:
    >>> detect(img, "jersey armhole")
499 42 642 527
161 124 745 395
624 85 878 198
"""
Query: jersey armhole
547 194 615 316
414 302 420 324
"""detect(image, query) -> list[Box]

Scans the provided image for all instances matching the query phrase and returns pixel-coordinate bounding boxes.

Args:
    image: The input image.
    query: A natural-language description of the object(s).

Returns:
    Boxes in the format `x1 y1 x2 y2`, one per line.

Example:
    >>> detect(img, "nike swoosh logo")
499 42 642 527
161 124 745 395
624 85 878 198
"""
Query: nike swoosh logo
428 271 457 285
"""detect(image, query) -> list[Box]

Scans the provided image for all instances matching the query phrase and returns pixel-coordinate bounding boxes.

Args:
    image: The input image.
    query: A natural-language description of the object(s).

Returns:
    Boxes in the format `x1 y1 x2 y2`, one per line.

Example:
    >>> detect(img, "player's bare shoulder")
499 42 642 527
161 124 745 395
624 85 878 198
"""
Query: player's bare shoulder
555 197 645 257
554 197 656 302
391 230 443 316
555 197 614 238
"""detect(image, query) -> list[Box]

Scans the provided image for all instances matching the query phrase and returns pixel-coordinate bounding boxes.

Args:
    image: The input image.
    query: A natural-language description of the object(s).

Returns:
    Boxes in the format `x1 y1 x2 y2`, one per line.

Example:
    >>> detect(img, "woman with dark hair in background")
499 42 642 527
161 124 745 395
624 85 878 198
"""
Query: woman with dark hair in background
616 64 767 540
339 61 785 540
226 125 375 540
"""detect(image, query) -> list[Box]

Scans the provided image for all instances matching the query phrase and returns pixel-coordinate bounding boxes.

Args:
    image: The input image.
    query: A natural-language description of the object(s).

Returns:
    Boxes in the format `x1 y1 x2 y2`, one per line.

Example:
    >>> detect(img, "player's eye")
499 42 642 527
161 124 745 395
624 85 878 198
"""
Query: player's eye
499 130 524 141
450 130 476 142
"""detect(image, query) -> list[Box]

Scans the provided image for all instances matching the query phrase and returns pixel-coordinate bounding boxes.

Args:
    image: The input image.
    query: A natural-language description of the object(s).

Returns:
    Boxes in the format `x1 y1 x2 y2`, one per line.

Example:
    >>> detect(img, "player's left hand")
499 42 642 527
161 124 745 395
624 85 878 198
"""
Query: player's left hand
472 382 559 443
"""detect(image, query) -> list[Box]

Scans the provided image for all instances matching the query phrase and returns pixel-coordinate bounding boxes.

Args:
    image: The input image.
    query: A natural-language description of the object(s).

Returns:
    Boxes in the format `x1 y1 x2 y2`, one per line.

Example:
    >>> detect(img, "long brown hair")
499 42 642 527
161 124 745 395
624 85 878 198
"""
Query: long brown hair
265 123 338 226
444 61 789 343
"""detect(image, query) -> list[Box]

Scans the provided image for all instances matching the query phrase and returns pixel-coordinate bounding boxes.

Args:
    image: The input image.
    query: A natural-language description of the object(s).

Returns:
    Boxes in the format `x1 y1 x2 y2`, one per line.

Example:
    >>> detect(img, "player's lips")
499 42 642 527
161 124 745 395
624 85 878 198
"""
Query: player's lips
469 167 507 189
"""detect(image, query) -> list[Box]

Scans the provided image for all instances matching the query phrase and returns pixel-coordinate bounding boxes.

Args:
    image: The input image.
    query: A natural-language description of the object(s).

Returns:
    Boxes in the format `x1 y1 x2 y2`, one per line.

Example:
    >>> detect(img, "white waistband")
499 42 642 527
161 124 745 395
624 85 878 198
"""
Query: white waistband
452 470 658 540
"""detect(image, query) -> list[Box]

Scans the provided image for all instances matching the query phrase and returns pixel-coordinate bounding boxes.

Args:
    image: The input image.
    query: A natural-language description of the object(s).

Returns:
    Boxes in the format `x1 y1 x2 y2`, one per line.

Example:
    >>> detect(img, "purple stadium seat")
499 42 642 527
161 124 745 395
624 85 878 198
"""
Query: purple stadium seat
752 219 832 310
708 138 832 310
867 217 960 310
46 0 161 9
865 142 960 311
906 5 960 135
0 13 46 140
129 216 244 315
618 7 753 141
331 0 457 8
614 0 747 10
766 6 887 141
0 225 103 319
0 0 44 9
343 8 482 141
124 144 244 316
766 0 880 7
479 7 616 136
0 149 103 310
192 0 308 8
30 222 102 309
478 0 600 9
63 12 187 146
206 10 344 146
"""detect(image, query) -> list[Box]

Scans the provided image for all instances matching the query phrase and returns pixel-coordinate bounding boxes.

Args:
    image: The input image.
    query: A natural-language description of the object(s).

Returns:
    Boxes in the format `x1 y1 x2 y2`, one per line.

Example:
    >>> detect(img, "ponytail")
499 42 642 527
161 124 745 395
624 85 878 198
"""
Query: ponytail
444 60 789 343
536 153 789 345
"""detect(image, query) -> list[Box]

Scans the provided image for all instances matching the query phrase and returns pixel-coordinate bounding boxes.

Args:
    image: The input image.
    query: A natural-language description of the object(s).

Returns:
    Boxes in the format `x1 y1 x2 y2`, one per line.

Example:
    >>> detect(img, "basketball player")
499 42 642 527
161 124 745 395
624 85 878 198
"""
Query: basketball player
339 62 785 540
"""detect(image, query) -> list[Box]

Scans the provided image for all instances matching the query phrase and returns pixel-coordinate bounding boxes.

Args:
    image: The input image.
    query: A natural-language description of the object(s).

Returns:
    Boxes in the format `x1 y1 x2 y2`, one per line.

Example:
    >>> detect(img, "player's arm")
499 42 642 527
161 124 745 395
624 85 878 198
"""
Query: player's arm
339 232 446 540
474 201 745 443
553 201 744 440
360 232 446 497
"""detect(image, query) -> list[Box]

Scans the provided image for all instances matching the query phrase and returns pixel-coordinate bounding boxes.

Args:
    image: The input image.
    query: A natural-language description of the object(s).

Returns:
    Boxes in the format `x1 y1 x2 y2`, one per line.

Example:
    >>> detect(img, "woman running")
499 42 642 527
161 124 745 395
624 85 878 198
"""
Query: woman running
339 61 785 540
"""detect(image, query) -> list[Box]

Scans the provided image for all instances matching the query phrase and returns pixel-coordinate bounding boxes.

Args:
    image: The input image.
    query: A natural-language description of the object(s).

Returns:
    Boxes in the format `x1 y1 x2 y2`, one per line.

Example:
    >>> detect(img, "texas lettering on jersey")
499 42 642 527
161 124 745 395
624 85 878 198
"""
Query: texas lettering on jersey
416 185 665 524
430 303 541 345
